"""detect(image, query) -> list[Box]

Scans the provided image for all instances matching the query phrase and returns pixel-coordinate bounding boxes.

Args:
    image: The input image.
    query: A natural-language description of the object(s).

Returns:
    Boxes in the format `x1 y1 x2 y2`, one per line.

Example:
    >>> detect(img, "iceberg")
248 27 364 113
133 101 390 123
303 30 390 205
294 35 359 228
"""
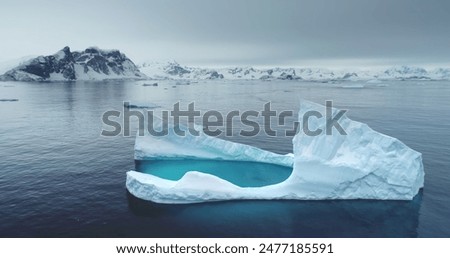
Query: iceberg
142 82 158 87
124 102 161 109
340 84 364 89
134 123 293 167
126 101 424 203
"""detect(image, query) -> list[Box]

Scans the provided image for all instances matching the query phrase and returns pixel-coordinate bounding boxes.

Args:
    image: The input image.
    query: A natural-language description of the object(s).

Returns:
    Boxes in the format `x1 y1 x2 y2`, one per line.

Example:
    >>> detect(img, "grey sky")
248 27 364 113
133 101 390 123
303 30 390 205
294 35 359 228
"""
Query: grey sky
1 0 449 68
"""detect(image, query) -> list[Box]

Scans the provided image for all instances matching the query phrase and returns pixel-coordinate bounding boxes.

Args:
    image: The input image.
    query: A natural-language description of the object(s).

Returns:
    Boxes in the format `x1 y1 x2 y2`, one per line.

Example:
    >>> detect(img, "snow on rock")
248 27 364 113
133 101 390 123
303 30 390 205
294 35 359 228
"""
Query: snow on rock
429 68 450 80
137 62 450 81
0 56 36 75
138 61 225 80
0 46 147 81
4 53 450 82
379 66 430 80
126 101 424 203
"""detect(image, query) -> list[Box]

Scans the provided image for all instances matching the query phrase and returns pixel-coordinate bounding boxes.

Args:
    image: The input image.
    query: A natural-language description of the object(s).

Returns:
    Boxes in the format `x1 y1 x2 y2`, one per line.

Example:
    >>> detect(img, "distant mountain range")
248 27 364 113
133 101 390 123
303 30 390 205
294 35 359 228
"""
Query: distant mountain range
1 47 449 81
139 61 450 81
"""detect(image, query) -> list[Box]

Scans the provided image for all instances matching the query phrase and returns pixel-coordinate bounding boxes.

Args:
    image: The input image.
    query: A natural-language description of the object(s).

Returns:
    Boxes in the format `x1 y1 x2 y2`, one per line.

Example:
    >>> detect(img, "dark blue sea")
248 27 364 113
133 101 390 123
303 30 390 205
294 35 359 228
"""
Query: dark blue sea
0 80 449 237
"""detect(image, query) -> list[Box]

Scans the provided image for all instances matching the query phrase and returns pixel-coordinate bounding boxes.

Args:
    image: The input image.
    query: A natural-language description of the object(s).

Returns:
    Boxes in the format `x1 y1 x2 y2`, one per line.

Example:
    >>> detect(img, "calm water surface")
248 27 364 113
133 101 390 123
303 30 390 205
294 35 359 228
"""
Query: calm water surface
0 80 449 237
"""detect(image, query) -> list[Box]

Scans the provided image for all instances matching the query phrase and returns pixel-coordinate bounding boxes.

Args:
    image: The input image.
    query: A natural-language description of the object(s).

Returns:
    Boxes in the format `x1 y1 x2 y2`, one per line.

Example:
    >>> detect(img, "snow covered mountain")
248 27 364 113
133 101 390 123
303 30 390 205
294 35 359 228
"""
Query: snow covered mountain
2 50 449 82
0 55 37 75
139 62 450 81
0 47 146 81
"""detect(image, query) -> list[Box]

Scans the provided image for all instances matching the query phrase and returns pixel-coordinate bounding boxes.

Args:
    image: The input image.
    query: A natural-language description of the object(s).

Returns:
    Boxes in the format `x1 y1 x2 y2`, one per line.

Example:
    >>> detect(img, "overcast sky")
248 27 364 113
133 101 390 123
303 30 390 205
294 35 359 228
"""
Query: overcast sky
1 0 449 68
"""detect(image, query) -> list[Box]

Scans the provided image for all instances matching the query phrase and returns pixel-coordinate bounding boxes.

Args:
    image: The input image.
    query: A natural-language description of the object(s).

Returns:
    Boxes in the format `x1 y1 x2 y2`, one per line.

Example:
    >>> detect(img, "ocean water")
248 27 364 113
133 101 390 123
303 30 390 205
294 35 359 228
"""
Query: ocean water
0 80 449 237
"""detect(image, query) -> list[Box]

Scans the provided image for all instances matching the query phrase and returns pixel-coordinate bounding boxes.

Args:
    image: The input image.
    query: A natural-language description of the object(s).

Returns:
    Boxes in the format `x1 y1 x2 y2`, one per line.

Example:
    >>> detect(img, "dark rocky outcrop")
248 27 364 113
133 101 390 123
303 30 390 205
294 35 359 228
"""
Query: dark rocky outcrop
164 62 191 76
0 46 146 81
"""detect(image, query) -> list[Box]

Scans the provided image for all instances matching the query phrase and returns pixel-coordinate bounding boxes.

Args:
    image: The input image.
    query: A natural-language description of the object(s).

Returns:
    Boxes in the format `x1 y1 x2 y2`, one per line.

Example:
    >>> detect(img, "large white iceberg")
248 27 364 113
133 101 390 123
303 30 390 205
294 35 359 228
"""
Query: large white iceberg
126 101 424 203
134 122 293 167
